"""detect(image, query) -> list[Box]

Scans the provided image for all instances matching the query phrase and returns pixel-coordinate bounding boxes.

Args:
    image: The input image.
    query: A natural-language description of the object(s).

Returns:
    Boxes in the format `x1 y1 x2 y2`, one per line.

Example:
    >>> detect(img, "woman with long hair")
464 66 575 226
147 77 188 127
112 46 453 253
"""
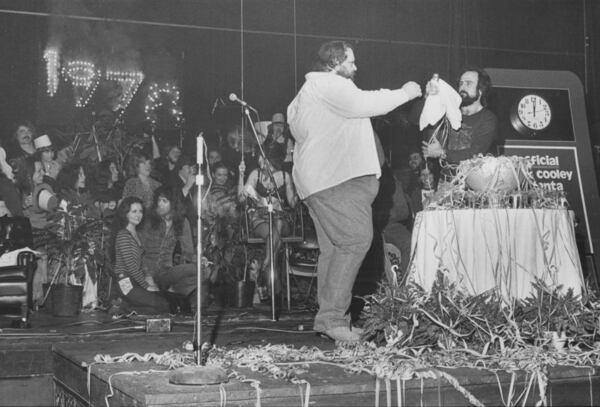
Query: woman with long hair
111 197 169 314
140 186 198 310
22 157 57 306
238 142 298 300
55 163 86 201
90 159 124 198
204 161 238 223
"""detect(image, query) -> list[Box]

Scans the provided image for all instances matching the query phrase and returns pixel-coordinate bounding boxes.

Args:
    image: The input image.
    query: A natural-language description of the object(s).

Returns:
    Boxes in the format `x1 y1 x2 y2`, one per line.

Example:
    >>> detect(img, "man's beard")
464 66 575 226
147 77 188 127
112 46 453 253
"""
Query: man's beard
460 91 478 107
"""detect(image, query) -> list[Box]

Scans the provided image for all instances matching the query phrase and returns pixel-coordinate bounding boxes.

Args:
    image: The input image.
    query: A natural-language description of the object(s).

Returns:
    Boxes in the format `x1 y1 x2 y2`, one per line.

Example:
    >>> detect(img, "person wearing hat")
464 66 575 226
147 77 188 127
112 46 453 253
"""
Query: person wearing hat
238 142 298 304
263 113 294 172
22 157 58 305
33 135 62 182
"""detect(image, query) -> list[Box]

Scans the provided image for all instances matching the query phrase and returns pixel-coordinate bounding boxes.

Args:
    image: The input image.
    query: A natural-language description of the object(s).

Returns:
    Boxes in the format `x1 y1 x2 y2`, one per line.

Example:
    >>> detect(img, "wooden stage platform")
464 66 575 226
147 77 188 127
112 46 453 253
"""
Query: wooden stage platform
1 306 600 406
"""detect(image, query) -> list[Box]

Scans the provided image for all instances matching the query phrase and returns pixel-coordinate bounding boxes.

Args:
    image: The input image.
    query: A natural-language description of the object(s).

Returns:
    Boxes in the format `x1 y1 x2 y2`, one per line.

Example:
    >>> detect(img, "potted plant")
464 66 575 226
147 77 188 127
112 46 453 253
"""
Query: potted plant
516 279 599 350
202 210 251 307
43 203 105 315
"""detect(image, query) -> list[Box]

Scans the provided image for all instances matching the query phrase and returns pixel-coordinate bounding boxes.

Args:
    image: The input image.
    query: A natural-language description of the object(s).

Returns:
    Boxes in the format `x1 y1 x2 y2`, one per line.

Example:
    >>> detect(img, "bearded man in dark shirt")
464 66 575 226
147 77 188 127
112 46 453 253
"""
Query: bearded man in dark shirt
422 66 498 180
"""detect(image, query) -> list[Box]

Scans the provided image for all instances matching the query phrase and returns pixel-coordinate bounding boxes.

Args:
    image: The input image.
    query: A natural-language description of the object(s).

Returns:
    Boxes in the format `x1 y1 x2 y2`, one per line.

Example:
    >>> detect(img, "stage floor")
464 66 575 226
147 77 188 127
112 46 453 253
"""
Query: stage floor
2 305 600 406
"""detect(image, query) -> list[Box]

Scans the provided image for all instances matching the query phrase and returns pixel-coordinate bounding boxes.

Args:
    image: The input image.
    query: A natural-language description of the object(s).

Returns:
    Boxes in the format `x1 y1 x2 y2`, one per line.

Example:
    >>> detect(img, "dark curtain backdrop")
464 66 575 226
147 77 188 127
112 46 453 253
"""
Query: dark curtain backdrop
0 0 596 151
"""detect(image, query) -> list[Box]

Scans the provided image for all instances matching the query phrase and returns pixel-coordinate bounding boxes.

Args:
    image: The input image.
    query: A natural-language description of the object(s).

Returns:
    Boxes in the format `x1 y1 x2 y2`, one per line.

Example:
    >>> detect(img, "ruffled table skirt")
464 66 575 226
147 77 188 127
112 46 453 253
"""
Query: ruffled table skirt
408 208 584 300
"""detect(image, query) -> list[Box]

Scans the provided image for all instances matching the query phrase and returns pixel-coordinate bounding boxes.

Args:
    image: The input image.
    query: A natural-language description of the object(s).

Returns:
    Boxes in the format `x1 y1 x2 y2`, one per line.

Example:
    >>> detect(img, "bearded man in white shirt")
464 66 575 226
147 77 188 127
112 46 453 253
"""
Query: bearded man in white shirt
287 41 422 342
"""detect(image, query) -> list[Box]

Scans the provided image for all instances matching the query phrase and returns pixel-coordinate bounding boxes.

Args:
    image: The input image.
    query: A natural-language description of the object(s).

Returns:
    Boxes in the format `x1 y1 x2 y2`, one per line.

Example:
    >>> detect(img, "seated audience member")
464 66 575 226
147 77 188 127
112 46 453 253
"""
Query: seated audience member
152 138 182 185
0 141 14 183
171 155 198 235
24 158 58 231
207 146 223 167
140 187 198 311
56 163 99 217
238 143 298 299
262 113 294 172
122 152 161 210
221 125 258 181
90 159 124 200
7 121 37 161
111 197 169 314
407 148 425 191
408 148 424 173
0 162 23 217
394 147 424 198
33 137 59 188
7 121 37 189
204 161 238 224
22 157 58 305
32 134 69 184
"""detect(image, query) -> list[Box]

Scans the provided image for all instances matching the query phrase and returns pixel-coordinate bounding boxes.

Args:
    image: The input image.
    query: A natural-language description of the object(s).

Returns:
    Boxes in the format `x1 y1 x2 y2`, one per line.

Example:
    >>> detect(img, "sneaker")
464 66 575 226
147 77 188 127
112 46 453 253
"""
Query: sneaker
318 326 362 342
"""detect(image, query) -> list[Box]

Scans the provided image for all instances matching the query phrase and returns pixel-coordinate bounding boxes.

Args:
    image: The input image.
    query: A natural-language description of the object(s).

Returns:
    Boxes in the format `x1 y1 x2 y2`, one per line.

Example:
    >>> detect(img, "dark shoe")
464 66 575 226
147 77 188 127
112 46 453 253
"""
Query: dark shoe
164 292 186 314
11 318 30 329
317 326 362 342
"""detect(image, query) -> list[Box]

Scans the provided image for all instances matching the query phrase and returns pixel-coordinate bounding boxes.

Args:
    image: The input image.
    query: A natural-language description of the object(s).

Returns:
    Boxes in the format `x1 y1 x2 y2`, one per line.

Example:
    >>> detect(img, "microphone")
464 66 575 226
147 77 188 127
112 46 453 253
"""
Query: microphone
197 132 204 166
229 93 257 112
210 98 219 115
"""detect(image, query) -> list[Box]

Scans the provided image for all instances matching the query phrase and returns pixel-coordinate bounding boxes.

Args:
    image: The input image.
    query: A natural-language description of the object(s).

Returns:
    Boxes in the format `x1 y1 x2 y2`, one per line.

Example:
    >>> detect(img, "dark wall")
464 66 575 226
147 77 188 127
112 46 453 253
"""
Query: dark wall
0 0 596 150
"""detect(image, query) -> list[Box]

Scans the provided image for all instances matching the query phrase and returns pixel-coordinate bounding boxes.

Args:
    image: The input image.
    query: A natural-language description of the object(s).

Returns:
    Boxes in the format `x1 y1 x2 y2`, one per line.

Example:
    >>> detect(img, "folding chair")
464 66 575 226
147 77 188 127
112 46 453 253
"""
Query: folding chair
242 202 305 305
284 203 319 310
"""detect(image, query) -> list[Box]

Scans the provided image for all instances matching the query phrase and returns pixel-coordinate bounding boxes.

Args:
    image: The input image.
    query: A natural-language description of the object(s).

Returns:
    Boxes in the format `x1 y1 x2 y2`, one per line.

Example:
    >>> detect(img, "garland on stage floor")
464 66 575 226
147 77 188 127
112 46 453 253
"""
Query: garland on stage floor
93 276 600 407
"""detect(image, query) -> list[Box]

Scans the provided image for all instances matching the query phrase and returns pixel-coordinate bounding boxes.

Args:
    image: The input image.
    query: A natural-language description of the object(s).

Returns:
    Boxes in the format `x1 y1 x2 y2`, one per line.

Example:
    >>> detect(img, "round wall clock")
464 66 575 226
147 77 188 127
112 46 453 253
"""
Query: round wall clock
510 94 552 135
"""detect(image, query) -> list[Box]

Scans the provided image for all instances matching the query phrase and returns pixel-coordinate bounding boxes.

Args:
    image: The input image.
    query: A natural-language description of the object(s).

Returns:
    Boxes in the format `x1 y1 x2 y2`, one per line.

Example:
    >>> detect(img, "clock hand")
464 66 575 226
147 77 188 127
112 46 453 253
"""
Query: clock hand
533 99 536 117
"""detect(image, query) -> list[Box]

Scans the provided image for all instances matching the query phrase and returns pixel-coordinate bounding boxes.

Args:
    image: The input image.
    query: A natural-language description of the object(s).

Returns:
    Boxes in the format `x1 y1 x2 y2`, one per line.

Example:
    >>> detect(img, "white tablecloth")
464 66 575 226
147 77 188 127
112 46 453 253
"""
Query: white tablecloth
408 208 584 300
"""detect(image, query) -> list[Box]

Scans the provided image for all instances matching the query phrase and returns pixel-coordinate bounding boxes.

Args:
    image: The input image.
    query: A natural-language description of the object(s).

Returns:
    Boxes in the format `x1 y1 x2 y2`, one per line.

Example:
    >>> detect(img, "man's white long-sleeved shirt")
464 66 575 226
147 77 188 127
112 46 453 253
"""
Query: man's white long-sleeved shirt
287 71 410 199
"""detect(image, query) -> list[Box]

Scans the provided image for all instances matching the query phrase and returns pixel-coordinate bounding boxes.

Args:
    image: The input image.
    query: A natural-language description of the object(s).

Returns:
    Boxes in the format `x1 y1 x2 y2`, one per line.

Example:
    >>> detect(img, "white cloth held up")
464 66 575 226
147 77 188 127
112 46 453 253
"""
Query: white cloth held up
419 78 462 131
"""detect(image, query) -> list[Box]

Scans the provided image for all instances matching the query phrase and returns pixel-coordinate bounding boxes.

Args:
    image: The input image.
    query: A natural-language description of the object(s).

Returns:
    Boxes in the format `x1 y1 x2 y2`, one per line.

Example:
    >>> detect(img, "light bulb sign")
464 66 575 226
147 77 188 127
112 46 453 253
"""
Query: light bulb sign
105 70 145 111
144 82 183 128
43 48 60 97
62 60 100 107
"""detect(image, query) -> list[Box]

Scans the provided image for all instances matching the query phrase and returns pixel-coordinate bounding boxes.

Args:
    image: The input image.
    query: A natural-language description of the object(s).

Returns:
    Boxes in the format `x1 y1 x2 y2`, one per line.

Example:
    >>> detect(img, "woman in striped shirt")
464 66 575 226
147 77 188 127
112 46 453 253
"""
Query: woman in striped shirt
112 196 169 314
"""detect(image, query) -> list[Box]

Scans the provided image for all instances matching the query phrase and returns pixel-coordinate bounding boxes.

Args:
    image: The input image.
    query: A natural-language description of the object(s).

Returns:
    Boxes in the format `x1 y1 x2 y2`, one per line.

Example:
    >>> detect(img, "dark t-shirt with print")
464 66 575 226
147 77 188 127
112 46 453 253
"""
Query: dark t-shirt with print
446 108 498 164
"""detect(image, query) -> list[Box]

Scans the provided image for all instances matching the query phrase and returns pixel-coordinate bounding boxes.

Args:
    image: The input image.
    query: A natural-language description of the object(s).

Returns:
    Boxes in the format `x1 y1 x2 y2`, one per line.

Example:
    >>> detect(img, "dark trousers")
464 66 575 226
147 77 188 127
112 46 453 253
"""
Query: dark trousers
117 278 170 314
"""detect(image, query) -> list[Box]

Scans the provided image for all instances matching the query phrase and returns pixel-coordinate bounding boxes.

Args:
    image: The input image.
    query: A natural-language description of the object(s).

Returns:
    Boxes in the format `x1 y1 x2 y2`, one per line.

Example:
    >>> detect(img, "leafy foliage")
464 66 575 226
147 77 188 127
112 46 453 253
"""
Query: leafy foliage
362 272 600 352
46 203 106 285
202 215 247 285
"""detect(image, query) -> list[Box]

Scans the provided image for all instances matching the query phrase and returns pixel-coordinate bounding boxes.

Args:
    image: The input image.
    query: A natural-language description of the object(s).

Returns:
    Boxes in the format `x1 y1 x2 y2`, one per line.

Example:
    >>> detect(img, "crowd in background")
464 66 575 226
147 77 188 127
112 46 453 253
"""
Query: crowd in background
0 109 433 316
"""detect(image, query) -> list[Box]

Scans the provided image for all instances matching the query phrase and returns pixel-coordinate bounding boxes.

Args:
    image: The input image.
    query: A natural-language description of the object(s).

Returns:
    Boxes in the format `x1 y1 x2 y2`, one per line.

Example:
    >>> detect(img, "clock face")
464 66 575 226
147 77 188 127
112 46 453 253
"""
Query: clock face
517 94 552 131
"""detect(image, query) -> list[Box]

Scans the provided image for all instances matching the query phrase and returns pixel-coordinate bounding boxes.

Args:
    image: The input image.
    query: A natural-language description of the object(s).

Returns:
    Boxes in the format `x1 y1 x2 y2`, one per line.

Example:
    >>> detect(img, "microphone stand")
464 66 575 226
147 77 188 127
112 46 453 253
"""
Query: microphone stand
242 106 283 321
168 134 227 385
104 111 123 146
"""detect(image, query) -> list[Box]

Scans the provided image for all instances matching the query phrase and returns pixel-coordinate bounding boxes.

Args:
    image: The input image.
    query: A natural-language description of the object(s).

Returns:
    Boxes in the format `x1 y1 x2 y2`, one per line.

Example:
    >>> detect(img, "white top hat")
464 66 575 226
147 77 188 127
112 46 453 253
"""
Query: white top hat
34 134 52 150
